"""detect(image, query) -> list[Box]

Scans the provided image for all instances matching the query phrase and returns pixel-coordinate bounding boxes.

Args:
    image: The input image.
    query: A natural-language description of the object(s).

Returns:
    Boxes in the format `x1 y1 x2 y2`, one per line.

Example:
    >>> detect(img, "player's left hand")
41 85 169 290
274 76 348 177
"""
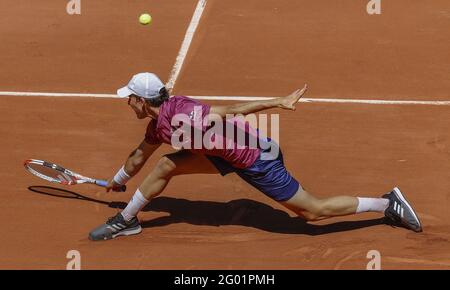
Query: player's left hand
279 84 308 111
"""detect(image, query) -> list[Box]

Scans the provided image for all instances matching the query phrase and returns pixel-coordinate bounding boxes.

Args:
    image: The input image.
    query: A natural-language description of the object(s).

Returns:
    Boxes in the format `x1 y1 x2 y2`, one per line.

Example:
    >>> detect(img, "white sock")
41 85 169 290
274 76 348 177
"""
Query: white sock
356 197 389 214
121 189 149 221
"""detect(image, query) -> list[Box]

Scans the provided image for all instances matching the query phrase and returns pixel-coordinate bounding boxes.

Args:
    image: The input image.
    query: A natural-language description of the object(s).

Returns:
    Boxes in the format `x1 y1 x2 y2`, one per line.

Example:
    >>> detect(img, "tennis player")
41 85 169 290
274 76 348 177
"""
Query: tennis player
89 72 422 240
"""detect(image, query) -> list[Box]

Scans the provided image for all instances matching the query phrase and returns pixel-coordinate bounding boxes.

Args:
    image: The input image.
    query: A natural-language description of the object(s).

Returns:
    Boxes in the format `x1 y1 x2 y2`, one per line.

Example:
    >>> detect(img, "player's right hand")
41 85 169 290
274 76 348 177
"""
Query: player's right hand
106 179 123 192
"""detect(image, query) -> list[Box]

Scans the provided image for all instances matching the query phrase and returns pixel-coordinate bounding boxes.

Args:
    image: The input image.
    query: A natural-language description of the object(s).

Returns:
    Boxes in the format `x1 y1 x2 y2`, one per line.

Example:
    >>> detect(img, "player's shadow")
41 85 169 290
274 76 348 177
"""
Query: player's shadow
28 186 387 235
140 197 387 235
27 186 127 209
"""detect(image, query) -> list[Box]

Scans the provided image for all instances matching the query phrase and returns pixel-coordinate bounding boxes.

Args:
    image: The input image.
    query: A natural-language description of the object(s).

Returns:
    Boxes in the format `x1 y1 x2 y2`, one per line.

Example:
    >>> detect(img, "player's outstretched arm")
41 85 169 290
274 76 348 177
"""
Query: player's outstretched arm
209 84 307 119
106 140 161 192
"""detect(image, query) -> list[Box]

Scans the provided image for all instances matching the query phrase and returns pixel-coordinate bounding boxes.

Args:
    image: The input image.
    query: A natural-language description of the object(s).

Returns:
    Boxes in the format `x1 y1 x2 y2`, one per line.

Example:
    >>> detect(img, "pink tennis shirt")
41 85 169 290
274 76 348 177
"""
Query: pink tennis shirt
145 96 261 169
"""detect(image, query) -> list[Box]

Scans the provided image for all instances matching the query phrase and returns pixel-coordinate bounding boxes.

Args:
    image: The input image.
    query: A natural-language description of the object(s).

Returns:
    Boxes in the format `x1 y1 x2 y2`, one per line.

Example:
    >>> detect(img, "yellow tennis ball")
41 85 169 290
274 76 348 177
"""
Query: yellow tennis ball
139 13 152 25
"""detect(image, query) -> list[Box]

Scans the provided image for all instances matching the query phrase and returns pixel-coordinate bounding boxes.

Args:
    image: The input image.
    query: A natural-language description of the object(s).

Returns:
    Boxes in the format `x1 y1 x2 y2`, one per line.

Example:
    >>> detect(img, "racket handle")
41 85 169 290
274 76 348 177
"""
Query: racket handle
116 185 127 192
95 180 127 192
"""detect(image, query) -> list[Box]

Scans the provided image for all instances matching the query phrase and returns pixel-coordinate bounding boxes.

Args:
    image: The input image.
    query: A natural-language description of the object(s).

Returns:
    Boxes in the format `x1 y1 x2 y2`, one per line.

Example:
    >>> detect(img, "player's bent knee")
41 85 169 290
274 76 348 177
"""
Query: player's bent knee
155 156 177 176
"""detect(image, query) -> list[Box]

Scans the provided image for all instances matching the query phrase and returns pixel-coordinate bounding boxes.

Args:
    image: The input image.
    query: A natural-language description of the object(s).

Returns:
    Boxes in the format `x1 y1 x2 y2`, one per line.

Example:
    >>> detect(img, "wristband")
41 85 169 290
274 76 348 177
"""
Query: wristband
113 166 131 185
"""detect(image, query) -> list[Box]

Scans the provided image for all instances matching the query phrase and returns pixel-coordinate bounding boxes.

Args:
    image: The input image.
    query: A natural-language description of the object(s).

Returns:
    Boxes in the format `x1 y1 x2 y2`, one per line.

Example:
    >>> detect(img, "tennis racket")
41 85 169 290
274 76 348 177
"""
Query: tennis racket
24 159 126 192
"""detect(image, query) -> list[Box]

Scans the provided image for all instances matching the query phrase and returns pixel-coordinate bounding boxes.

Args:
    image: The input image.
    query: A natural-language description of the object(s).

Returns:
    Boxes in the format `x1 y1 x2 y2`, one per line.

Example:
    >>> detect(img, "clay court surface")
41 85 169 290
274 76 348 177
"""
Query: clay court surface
1 0 449 269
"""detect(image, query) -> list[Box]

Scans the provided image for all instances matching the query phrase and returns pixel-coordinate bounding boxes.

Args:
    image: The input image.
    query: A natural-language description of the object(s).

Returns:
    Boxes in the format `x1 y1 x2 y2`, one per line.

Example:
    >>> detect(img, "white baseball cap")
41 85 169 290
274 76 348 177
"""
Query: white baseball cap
117 72 165 99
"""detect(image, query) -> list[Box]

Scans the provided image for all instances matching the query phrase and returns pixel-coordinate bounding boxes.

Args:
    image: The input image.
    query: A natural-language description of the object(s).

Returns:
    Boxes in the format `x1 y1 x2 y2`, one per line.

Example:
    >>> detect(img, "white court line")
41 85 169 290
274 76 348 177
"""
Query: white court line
166 0 208 91
189 96 450 105
1 91 450 106
0 91 116 98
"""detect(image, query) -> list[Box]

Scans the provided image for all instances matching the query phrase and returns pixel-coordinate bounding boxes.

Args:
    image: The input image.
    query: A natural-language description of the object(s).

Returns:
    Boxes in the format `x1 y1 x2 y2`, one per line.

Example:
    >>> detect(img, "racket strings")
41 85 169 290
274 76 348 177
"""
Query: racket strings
26 162 77 184
56 173 76 184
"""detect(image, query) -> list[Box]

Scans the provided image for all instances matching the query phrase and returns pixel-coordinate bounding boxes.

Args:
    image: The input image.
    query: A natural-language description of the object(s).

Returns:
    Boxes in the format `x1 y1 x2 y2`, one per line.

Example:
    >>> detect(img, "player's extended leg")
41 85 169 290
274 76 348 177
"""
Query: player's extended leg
280 187 422 232
89 150 218 241
280 189 363 221
234 140 422 232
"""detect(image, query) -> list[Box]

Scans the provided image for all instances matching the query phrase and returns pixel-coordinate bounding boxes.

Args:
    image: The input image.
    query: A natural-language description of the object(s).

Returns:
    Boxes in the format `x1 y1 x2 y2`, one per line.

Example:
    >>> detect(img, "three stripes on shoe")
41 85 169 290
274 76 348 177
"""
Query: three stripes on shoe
393 201 404 218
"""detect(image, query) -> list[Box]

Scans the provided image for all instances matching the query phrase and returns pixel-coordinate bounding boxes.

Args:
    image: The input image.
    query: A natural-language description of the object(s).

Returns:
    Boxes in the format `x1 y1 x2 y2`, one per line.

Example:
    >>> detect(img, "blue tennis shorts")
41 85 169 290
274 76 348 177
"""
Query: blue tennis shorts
205 139 301 202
